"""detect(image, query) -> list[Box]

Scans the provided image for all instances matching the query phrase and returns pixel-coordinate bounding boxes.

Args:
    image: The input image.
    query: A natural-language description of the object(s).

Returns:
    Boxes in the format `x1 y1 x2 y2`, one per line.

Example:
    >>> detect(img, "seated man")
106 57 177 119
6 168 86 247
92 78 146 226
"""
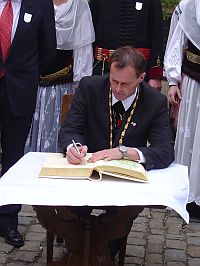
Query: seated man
57 46 174 262
59 46 174 168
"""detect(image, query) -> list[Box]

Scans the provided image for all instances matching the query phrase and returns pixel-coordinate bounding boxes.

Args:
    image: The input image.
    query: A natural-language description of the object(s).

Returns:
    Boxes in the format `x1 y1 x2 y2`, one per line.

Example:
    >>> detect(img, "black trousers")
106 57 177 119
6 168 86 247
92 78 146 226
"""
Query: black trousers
0 77 32 230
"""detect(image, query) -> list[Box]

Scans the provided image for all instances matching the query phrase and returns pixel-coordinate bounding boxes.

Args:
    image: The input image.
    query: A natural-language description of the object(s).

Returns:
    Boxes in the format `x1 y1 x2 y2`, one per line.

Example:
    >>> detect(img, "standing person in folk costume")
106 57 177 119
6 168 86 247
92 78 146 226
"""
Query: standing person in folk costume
0 0 56 247
25 0 95 153
164 0 200 218
164 0 190 136
90 0 163 91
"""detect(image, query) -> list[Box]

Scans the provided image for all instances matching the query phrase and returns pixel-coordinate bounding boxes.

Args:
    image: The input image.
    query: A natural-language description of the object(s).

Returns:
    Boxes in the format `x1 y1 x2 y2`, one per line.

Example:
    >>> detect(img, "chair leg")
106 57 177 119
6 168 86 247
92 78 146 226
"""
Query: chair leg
47 231 55 264
118 235 127 266
82 218 92 266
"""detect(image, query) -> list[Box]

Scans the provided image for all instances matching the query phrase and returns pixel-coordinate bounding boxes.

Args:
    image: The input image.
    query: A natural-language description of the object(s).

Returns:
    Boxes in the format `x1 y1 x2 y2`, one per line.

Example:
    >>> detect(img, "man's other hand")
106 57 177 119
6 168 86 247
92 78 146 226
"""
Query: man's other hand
87 148 124 163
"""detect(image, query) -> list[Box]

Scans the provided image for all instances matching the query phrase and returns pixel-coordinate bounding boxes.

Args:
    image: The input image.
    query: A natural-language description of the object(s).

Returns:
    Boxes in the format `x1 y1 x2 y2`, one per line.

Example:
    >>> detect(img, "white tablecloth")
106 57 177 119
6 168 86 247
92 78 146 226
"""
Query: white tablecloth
0 152 189 223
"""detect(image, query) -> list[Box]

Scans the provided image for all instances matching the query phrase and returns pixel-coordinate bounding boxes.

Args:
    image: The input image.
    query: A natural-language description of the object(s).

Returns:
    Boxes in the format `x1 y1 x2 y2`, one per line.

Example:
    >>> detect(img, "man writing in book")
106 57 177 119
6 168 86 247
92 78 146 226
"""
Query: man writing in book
57 46 174 261
59 46 174 168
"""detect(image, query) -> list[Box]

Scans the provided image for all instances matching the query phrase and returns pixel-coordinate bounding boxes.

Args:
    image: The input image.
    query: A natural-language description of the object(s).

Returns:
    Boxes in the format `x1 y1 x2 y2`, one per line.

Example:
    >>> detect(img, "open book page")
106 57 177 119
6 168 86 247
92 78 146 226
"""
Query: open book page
39 153 148 182
94 159 148 182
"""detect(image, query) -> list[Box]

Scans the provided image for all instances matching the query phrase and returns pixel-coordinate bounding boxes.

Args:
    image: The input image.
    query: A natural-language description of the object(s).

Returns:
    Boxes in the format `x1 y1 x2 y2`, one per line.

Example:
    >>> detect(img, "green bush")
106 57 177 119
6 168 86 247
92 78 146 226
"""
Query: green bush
162 0 181 19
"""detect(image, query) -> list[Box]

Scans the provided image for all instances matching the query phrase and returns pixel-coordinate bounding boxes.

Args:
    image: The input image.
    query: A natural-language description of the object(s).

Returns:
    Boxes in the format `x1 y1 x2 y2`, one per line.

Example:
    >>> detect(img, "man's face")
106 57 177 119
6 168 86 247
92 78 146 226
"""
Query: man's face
110 63 145 101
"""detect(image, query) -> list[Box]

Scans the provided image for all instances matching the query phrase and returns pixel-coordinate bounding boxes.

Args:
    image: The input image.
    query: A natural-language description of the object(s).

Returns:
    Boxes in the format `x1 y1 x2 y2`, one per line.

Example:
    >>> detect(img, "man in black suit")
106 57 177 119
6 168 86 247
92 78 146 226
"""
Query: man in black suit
59 46 174 169
58 46 174 259
90 0 163 91
0 0 56 247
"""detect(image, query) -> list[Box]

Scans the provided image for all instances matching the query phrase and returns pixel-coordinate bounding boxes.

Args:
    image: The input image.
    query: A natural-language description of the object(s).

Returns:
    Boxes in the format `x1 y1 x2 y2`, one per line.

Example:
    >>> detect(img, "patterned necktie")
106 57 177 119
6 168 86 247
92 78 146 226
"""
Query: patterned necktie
112 101 125 139
0 0 13 77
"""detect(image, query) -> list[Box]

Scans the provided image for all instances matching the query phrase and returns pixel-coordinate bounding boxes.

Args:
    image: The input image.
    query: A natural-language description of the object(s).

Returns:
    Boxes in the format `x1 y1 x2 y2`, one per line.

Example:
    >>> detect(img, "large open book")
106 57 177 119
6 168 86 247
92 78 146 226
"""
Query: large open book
39 153 148 182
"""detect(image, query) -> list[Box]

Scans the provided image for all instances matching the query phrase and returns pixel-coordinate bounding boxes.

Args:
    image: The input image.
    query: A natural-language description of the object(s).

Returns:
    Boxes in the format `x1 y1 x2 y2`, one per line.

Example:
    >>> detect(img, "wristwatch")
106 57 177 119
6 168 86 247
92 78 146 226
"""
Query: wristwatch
118 145 128 159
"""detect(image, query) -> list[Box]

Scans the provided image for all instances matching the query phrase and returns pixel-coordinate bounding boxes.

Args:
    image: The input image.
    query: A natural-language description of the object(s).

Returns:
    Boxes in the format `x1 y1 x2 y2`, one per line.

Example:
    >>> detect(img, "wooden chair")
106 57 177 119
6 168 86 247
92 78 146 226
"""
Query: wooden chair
61 94 74 125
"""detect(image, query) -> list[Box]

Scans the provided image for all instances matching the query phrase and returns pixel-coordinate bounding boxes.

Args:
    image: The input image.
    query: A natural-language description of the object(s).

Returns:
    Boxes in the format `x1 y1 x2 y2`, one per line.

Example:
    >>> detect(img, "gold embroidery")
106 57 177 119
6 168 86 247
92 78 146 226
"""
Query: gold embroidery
40 65 73 84
185 50 200 65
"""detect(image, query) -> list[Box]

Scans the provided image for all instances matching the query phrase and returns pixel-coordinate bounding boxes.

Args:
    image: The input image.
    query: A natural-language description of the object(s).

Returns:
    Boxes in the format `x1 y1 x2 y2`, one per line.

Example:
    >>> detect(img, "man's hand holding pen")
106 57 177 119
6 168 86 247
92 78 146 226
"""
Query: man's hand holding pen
66 140 87 164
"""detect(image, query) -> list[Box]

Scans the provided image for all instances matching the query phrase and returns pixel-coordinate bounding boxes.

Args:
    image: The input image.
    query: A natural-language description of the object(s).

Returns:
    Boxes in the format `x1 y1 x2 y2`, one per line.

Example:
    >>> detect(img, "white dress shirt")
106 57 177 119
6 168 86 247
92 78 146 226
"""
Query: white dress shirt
0 0 22 41
112 88 146 163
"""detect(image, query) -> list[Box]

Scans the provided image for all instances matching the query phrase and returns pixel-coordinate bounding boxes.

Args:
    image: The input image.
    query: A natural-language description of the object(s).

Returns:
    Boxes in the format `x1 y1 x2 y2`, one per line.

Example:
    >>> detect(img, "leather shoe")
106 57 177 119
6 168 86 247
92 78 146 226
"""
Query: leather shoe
0 228 24 248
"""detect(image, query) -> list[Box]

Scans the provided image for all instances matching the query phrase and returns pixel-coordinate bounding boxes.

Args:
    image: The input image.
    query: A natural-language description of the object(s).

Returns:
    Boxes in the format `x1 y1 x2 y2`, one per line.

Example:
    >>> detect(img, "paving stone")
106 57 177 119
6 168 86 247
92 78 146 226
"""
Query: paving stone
145 253 163 264
29 224 46 233
20 210 37 217
187 232 200 238
165 249 187 262
19 241 42 252
0 242 14 253
166 239 187 250
147 234 165 244
149 219 164 229
126 245 145 258
187 237 200 246
166 234 185 241
128 231 146 239
127 237 146 246
131 224 147 232
188 258 200 266
25 232 46 241
10 250 40 263
187 222 200 231
134 216 149 224
18 225 27 235
18 216 35 225
124 256 144 264
150 229 165 235
187 245 200 257
0 252 7 263
166 217 183 225
166 226 183 235
21 205 34 212
149 210 166 219
53 245 66 260
146 242 163 253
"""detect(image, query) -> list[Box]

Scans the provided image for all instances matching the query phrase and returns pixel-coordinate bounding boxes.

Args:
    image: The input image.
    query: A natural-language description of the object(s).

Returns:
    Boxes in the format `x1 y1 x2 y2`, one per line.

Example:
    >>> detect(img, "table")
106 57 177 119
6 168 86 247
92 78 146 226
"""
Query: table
0 152 189 266
0 152 189 223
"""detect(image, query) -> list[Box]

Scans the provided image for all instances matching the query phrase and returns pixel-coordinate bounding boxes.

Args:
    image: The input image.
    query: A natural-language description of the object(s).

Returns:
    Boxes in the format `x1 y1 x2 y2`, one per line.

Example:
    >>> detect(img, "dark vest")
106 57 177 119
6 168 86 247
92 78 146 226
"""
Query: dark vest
40 50 73 86
182 40 200 82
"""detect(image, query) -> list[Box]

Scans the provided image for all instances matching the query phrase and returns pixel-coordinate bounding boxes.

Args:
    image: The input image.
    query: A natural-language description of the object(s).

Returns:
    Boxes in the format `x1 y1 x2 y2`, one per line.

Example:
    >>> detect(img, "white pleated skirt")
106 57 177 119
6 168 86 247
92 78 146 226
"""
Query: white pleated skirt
175 74 200 205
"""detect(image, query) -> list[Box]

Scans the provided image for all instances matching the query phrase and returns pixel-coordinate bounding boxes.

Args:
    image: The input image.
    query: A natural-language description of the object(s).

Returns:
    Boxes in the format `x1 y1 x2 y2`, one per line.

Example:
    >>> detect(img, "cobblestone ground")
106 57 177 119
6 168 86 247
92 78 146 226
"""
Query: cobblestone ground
0 205 200 266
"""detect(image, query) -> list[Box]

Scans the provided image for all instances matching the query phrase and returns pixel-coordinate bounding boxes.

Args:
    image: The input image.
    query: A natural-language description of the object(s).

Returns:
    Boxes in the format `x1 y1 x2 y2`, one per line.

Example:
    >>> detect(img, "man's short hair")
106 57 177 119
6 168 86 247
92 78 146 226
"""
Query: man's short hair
109 46 146 77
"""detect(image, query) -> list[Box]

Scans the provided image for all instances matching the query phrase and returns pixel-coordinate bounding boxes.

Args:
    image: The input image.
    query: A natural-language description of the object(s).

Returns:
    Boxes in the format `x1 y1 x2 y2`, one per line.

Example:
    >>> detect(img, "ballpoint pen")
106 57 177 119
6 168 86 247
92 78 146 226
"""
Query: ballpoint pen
72 139 81 154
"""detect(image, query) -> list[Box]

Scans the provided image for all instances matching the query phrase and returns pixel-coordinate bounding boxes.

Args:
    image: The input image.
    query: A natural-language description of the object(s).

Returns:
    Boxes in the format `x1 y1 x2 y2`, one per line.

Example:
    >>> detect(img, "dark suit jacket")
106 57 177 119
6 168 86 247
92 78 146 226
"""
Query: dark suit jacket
59 74 174 170
0 0 56 117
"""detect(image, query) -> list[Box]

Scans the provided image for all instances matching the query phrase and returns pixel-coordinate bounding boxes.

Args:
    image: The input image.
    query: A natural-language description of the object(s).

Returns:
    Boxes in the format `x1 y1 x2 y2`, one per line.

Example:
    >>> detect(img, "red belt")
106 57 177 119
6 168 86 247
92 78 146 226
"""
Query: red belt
95 46 151 62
